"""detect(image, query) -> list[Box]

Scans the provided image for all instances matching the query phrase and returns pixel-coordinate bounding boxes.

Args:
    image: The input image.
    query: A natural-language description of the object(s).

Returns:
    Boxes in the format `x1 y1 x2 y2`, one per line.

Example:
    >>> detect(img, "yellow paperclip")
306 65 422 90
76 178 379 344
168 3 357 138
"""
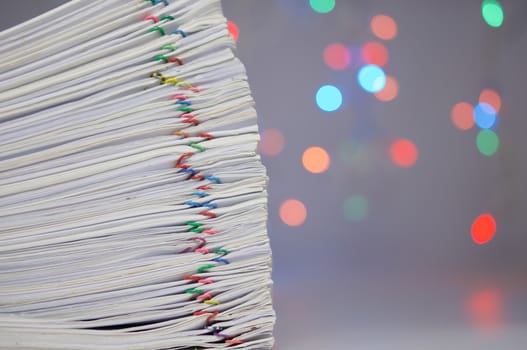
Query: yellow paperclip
177 81 193 88
163 77 179 85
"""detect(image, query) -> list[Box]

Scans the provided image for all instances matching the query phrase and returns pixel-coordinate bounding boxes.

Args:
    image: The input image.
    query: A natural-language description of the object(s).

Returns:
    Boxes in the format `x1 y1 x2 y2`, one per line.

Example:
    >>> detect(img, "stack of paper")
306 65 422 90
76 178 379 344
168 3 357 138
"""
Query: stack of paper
0 0 274 349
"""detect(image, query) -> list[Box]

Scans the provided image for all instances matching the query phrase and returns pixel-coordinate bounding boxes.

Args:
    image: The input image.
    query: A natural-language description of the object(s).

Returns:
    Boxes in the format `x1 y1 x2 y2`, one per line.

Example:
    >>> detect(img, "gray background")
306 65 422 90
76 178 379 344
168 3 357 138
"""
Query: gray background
1 1 526 349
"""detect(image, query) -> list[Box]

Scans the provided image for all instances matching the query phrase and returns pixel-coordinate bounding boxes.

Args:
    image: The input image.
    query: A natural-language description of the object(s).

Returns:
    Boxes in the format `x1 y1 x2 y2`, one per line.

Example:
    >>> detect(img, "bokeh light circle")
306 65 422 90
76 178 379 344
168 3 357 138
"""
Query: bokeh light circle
316 85 343 112
374 75 399 102
323 43 351 70
280 199 307 227
477 130 499 156
451 102 475 130
259 128 285 157
481 0 504 28
370 14 398 40
361 42 389 67
343 196 369 222
471 213 496 244
303 146 330 173
309 0 335 13
227 20 239 42
466 289 503 330
474 102 497 129
390 139 418 167
479 88 502 113
358 65 386 93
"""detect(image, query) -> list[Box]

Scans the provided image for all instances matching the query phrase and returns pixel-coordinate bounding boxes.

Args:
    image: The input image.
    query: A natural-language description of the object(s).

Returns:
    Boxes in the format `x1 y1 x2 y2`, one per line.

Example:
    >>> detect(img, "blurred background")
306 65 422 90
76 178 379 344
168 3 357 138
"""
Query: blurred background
2 1 527 349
